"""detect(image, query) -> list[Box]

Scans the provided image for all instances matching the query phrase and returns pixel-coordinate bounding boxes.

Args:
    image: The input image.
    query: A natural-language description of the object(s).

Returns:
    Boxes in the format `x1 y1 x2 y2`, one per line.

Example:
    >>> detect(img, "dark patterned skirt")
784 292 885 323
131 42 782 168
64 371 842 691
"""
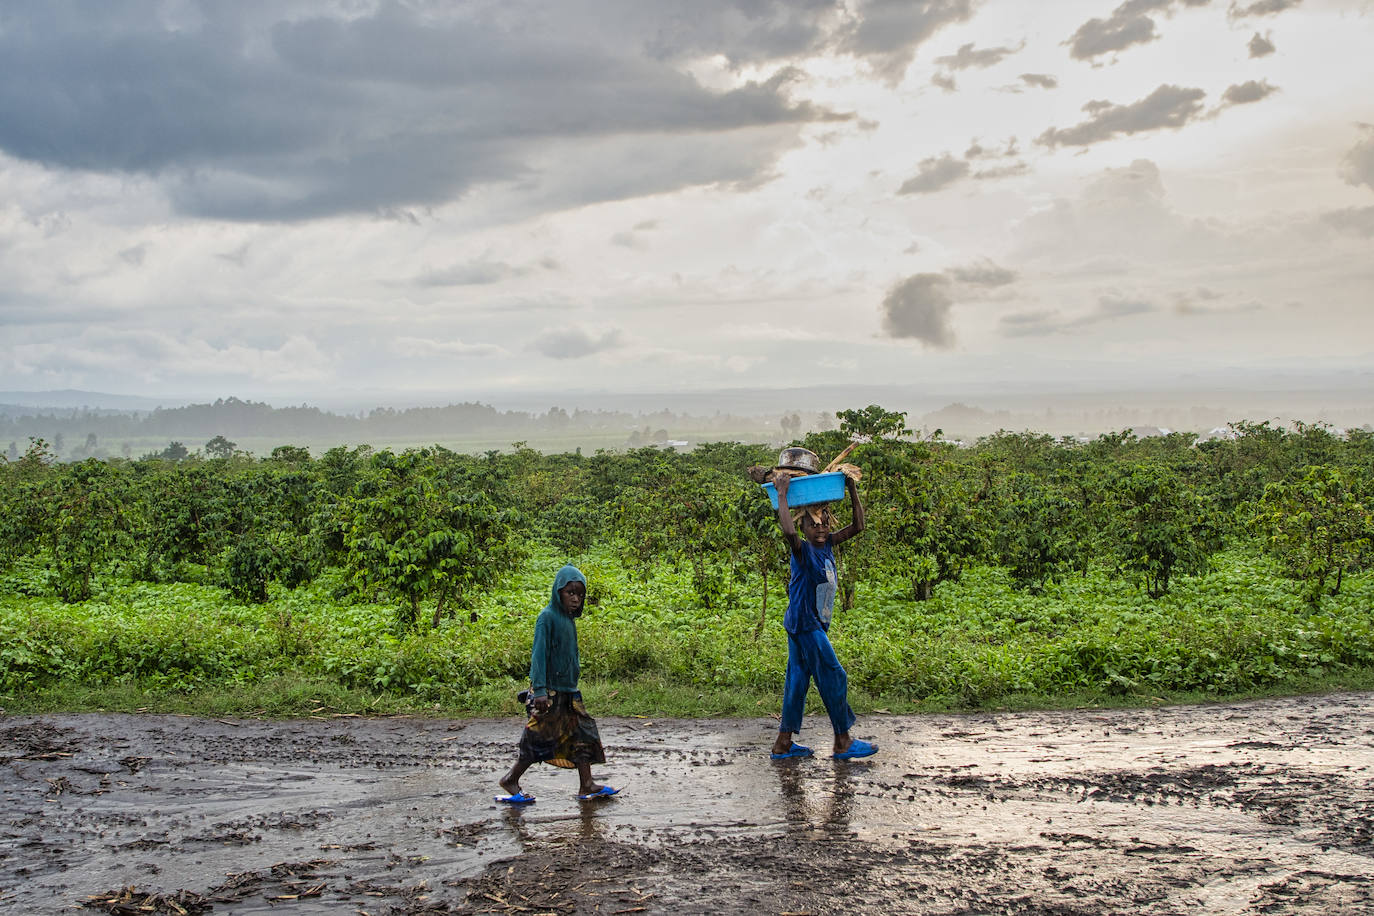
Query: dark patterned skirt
516 691 606 769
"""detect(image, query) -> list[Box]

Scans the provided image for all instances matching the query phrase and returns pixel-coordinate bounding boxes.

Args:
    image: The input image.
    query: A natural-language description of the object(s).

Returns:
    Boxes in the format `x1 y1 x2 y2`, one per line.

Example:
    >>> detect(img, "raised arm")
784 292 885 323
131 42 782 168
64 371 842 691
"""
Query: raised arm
830 475 865 547
773 474 805 556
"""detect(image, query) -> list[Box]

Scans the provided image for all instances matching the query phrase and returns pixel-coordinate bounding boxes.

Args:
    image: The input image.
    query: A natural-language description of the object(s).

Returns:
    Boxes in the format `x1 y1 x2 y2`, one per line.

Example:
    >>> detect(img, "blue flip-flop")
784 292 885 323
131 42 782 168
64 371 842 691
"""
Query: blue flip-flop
495 792 536 805
770 744 814 760
577 786 620 800
833 739 878 760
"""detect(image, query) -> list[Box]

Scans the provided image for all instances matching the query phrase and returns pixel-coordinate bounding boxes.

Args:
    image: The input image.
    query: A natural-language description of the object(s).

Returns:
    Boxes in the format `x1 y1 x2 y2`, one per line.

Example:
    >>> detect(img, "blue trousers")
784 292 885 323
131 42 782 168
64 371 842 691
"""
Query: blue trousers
780 628 856 736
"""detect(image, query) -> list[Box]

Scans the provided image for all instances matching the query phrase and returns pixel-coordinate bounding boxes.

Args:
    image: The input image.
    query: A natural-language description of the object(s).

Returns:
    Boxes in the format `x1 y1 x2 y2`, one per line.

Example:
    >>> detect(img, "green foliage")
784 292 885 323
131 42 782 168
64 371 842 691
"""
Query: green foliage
836 404 912 440
38 459 130 601
134 464 231 577
723 486 788 635
344 449 522 630
992 472 1077 593
269 444 313 466
861 440 982 601
1252 465 1373 604
204 435 237 459
5 549 1373 711
5 411 1374 713
222 535 276 603
0 439 55 569
160 441 190 462
1107 461 1219 598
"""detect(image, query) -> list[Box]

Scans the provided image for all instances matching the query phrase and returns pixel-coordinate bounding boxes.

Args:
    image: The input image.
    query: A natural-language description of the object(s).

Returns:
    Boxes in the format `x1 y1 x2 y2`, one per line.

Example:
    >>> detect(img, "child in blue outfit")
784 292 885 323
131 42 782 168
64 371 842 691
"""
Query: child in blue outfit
770 473 878 761
496 565 619 803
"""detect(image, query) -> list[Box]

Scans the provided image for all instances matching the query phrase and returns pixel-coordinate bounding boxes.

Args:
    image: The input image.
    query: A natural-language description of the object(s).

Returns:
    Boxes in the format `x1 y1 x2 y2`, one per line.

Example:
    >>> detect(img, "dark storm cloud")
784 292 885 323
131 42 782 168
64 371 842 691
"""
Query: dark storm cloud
1036 85 1207 148
1020 73 1059 89
898 154 970 194
597 0 973 77
1221 80 1278 106
877 258 1017 345
1342 129 1374 191
879 274 957 347
1229 0 1304 19
530 0 841 68
839 0 976 82
0 2 856 222
1323 206 1374 237
531 326 628 359
935 42 1024 71
1248 32 1277 56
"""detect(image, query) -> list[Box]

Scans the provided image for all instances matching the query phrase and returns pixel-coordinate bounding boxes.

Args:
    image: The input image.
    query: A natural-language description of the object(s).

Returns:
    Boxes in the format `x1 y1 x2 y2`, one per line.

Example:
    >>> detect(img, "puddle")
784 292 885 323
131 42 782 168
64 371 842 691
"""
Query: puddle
2 693 1372 913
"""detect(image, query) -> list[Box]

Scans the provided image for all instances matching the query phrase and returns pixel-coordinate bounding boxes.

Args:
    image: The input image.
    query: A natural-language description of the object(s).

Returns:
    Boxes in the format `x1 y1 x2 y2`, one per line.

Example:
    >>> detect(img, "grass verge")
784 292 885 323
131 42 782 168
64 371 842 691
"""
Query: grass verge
6 669 1373 721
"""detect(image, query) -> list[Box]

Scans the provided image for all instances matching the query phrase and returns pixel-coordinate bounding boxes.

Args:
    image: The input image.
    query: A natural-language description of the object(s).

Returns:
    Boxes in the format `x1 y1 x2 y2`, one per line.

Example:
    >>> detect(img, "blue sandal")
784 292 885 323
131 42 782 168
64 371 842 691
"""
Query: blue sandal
833 739 877 760
577 785 620 800
495 791 536 804
770 744 814 760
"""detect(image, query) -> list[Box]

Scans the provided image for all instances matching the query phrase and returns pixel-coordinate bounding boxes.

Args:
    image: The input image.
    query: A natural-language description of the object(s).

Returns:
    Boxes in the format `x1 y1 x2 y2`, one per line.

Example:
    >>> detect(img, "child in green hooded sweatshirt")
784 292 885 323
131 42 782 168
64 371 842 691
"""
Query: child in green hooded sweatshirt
496 565 619 803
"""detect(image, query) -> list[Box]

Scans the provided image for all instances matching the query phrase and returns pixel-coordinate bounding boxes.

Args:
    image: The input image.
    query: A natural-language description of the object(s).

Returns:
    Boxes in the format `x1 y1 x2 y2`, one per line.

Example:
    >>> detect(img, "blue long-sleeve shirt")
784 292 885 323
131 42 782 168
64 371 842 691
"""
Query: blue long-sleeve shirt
528 604 580 698
529 564 586 698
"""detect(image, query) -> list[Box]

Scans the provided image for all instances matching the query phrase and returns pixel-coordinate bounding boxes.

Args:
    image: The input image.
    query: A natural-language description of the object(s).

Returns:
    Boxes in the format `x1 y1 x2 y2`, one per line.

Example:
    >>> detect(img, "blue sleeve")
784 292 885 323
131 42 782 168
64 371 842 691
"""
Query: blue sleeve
528 612 550 697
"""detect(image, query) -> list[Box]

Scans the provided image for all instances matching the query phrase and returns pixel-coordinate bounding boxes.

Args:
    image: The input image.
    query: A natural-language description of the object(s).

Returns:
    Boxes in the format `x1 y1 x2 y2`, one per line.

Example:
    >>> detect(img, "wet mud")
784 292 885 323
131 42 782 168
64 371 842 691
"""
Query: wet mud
2 692 1372 914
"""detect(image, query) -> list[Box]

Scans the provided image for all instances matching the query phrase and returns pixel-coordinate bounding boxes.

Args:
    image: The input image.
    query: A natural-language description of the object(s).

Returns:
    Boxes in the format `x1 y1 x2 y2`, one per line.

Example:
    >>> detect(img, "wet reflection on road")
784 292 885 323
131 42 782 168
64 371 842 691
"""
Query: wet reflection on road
774 756 860 837
3 693 1372 913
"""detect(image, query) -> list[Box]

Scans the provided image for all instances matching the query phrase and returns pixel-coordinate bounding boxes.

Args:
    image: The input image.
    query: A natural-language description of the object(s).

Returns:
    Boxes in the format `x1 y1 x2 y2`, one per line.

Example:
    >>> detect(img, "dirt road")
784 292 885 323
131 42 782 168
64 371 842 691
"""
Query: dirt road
2 692 1372 914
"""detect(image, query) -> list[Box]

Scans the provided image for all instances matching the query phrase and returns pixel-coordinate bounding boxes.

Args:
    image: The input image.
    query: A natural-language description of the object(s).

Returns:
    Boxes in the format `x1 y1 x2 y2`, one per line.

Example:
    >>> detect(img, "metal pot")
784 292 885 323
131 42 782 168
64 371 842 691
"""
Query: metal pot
776 446 821 474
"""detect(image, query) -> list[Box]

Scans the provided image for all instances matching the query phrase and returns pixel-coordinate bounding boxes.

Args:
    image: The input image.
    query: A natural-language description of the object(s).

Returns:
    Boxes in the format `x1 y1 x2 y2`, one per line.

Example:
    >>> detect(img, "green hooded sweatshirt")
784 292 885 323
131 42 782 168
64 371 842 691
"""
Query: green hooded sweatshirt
528 565 586 699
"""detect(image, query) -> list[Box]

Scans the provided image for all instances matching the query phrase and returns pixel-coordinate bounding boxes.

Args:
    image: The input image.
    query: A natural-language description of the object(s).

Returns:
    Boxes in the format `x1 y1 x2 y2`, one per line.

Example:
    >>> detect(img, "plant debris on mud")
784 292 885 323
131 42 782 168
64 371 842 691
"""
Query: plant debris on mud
3 693 1372 914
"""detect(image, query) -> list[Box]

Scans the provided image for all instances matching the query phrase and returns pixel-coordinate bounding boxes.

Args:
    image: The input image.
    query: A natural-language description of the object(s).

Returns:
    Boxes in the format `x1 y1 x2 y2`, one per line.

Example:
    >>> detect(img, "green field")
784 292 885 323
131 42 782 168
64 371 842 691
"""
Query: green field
3 415 1371 718
4 545 1372 718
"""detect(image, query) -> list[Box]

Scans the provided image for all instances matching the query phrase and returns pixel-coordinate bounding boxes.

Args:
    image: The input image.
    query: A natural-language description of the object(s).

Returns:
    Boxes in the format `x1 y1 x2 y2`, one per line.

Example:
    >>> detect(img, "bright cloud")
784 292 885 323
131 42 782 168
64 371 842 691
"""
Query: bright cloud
0 0 1370 408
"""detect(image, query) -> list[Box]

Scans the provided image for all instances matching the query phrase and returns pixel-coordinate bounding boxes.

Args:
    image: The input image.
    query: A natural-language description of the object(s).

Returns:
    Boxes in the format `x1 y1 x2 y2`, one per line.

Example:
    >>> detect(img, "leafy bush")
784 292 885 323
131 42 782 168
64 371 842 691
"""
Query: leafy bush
5 416 1374 710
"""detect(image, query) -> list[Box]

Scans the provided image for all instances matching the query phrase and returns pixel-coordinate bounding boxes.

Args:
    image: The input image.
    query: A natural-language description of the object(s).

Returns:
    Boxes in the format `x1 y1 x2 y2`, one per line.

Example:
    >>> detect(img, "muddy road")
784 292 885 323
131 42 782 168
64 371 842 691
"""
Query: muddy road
2 692 1372 915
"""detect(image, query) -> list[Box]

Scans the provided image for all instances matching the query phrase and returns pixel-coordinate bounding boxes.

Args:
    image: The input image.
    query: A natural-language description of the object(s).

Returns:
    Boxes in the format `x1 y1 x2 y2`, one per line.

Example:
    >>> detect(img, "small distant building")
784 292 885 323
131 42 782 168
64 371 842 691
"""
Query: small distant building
1196 426 1239 443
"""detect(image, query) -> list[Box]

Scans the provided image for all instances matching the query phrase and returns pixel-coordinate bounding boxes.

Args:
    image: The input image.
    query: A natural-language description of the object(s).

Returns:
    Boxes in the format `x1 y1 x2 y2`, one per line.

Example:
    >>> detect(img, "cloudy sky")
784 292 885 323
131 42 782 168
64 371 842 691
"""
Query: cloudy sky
2 0 1372 409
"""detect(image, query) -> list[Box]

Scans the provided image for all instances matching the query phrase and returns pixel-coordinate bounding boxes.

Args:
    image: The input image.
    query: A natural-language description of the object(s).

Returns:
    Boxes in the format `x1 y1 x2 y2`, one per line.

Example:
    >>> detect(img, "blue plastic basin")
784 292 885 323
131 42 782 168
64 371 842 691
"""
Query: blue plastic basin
762 471 846 509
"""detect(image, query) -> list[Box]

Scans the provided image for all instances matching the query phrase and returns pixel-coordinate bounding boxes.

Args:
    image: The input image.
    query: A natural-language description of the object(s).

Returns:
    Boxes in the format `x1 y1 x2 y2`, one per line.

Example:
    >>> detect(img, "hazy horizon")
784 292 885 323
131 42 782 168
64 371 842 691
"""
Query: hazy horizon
3 378 1371 456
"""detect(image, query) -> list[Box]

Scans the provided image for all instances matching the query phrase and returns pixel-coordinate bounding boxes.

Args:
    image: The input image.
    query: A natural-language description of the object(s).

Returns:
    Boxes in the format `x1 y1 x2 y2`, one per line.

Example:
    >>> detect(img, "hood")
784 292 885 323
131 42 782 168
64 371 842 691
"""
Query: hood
548 564 588 618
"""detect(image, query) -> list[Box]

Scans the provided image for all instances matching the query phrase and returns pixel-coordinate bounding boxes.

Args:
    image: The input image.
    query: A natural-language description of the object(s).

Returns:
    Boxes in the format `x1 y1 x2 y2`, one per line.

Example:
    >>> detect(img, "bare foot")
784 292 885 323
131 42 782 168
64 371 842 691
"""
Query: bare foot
579 783 605 796
499 777 521 796
772 733 795 755
833 732 853 755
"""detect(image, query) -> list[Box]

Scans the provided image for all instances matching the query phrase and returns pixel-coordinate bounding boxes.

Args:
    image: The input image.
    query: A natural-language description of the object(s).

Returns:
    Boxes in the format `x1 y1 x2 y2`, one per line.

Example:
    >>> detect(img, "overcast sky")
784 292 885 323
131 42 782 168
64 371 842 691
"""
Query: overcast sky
2 0 1372 410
